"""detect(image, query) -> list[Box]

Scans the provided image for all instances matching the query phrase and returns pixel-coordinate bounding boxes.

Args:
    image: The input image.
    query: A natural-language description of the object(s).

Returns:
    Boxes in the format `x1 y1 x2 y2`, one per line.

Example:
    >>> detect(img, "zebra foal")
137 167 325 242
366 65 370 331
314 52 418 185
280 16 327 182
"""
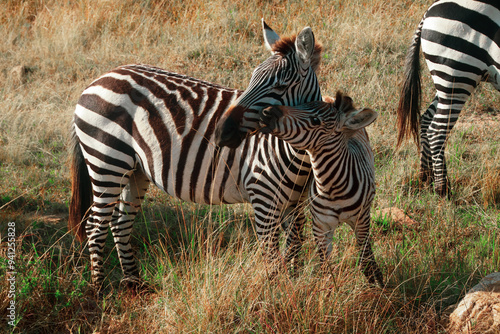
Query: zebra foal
259 92 383 286
69 21 323 289
397 0 500 197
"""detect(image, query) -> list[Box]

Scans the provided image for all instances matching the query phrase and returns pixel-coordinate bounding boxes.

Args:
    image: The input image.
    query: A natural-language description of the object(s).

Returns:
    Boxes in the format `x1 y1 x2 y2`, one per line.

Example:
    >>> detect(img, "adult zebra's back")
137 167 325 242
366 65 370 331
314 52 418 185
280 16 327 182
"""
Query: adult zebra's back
397 0 500 197
69 21 323 289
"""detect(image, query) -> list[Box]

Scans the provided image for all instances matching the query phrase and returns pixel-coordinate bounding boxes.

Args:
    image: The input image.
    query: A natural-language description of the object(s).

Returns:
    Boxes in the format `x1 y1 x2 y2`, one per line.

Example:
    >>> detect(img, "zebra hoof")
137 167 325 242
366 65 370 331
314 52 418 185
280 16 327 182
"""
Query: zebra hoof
418 169 434 186
89 281 108 299
435 183 451 199
120 276 151 295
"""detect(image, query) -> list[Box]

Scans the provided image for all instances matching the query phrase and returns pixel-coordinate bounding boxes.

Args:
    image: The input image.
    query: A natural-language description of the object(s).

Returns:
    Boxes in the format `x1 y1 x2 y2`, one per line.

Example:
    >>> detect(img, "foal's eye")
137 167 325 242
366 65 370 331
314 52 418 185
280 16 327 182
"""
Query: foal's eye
310 117 321 126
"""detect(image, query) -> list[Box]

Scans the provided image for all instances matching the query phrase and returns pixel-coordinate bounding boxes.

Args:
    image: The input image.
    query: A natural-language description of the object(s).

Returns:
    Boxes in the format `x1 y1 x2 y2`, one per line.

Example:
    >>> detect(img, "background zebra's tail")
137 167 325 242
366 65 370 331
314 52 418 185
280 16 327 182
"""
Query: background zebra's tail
396 18 424 148
68 127 92 242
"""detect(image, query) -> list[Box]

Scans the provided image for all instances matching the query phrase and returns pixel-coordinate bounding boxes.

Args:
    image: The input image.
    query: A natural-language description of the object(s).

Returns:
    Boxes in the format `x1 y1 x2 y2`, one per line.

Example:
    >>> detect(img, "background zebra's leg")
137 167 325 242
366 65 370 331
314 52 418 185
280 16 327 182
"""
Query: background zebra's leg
428 94 469 197
111 169 150 290
419 96 438 185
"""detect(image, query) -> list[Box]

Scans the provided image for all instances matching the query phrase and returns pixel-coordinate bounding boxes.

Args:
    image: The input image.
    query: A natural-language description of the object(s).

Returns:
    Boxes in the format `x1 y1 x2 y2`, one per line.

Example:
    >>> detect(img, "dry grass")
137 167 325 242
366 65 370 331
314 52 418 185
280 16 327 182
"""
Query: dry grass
1 0 499 333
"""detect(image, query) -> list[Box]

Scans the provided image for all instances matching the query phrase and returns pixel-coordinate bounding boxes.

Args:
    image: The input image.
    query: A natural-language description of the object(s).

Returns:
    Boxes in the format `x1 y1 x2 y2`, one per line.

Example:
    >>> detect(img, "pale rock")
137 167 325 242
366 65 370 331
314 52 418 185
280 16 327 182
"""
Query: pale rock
448 272 500 333
10 65 29 85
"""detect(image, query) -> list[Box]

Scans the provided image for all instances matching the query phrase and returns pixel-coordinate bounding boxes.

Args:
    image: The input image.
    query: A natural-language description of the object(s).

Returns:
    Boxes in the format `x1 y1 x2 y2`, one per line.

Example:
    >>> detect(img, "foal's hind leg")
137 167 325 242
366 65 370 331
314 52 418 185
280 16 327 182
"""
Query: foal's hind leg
110 169 150 289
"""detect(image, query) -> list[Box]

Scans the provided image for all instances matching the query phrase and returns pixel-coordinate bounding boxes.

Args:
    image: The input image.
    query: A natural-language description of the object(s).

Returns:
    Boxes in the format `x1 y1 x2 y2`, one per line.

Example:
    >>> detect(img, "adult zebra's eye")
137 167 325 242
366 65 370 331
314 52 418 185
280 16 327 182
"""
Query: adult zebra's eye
310 117 321 126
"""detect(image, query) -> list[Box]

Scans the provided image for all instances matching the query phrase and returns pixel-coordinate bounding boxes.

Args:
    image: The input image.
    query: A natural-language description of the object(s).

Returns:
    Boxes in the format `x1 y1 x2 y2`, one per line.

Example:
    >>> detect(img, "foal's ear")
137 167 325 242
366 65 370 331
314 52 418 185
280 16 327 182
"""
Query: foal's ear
262 19 281 52
342 108 378 131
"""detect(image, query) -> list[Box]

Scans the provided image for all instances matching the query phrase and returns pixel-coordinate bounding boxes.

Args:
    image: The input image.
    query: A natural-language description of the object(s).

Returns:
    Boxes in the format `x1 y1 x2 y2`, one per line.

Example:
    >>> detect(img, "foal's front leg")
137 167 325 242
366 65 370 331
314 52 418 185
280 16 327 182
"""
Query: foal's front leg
350 210 384 287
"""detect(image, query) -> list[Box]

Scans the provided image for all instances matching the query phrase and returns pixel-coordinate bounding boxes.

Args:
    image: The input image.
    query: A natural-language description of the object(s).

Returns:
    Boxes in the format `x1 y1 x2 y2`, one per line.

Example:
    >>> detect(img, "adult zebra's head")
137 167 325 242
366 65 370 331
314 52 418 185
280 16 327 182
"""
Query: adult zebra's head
258 92 378 152
214 19 322 148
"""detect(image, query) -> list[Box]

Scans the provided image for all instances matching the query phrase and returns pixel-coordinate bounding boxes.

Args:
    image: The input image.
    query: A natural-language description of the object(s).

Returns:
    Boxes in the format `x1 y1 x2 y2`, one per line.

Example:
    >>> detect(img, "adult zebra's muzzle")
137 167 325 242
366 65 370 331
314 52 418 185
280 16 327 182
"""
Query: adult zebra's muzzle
214 112 248 149
259 106 283 134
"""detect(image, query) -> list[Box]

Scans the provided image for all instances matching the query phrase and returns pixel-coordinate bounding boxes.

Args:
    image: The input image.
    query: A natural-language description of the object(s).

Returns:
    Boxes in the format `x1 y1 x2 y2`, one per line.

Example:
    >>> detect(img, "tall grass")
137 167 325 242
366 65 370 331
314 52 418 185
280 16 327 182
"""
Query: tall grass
1 0 499 333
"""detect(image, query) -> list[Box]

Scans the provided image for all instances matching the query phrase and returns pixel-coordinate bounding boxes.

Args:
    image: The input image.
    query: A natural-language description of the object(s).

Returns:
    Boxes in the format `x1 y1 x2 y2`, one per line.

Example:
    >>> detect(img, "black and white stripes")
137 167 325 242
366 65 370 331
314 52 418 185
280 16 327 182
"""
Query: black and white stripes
69 21 323 288
397 0 500 196
259 92 383 286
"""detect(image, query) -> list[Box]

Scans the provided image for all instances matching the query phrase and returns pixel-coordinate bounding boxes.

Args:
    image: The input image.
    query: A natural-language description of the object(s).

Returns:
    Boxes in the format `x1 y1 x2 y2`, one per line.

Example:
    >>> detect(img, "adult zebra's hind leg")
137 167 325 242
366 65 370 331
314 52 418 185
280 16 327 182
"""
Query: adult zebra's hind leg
419 96 438 186
428 92 471 197
110 169 150 290
86 176 132 289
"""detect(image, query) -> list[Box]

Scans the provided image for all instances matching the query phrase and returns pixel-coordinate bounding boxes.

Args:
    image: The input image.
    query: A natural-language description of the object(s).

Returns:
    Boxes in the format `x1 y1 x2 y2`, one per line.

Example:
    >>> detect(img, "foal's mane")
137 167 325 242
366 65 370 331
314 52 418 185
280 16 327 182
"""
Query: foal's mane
333 91 356 113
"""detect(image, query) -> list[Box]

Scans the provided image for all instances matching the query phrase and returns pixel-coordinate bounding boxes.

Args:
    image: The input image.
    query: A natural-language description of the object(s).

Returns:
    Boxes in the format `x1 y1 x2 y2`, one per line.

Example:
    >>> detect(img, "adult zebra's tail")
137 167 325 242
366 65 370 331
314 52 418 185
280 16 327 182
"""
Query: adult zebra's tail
68 128 91 242
396 18 424 148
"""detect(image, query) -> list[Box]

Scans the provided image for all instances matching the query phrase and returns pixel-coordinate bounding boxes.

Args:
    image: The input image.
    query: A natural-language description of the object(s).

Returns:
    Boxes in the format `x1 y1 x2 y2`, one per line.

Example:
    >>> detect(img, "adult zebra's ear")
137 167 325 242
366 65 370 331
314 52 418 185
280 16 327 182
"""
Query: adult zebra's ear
295 27 315 67
340 108 378 131
262 19 281 52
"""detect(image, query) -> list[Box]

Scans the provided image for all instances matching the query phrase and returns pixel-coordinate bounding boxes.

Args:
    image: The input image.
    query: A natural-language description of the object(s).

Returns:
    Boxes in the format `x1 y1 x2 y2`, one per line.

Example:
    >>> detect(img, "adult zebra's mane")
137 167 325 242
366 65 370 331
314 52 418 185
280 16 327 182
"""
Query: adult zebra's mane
271 35 323 72
117 64 244 93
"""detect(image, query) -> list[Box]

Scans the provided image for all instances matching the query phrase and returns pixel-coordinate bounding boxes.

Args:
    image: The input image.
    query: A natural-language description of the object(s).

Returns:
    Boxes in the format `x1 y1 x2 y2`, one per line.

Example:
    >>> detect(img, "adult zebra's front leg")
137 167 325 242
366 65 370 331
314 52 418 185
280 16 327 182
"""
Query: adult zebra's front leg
252 203 286 273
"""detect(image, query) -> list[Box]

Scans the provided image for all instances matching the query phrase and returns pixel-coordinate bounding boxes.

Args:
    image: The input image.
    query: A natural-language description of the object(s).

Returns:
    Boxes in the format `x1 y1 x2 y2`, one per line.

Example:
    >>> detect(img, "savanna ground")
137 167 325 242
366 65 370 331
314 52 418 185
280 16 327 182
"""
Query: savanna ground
0 0 499 333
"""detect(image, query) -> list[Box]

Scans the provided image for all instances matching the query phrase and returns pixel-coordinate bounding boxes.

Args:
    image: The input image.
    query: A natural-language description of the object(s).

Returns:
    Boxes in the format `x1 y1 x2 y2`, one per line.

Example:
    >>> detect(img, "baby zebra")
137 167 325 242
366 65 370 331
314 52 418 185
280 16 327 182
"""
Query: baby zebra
259 92 383 286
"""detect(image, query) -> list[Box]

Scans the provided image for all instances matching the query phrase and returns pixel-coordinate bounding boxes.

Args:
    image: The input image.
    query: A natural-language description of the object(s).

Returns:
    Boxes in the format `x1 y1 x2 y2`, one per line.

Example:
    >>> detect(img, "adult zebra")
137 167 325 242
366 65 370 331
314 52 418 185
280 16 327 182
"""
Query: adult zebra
258 92 383 287
69 21 323 289
397 0 500 197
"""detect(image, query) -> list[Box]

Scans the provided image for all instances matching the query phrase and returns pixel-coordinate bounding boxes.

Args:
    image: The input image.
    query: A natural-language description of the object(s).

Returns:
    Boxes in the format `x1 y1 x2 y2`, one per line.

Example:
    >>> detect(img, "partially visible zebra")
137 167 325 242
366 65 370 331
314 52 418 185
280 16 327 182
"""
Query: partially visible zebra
259 92 383 287
397 0 500 197
69 21 323 289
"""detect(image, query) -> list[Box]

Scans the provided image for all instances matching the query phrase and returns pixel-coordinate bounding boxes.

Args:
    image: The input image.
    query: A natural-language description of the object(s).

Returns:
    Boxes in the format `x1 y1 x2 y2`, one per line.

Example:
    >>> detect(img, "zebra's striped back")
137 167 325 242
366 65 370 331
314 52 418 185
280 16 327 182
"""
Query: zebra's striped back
397 0 500 197
75 65 245 205
259 91 383 286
